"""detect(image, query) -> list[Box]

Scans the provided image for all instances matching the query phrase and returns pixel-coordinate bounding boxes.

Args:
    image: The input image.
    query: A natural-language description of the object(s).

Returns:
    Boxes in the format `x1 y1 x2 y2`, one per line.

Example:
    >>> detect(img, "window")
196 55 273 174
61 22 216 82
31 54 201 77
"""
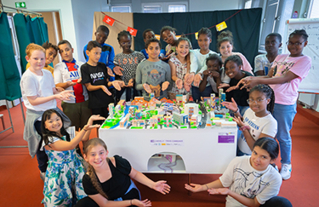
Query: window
244 0 252 9
111 6 131 13
168 5 186 13
310 0 319 18
143 5 162 13
142 2 187 13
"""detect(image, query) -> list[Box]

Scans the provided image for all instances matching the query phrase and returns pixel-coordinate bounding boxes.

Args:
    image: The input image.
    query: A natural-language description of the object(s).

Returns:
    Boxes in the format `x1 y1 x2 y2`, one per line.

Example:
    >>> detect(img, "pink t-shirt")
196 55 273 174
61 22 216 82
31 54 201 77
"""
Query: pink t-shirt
270 54 311 105
233 52 253 74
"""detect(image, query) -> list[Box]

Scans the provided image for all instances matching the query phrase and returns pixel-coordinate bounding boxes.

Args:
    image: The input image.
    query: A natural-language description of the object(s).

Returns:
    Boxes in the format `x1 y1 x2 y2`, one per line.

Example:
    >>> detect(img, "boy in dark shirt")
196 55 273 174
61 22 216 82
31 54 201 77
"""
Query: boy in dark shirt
81 41 124 124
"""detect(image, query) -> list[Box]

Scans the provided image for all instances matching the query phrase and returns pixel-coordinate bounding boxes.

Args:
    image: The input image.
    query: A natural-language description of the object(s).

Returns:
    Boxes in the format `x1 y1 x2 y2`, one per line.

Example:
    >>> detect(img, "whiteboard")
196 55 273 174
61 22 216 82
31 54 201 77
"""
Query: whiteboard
283 18 319 93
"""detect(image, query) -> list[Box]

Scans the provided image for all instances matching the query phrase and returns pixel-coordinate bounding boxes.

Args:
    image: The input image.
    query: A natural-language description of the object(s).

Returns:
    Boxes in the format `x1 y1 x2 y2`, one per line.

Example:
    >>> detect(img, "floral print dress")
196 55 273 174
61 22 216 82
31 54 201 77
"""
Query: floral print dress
42 127 86 207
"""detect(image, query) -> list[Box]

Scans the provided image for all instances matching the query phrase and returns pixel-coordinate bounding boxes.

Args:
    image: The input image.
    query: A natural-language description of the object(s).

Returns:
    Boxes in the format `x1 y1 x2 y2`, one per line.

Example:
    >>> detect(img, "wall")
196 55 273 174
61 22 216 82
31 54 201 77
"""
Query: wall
71 0 110 62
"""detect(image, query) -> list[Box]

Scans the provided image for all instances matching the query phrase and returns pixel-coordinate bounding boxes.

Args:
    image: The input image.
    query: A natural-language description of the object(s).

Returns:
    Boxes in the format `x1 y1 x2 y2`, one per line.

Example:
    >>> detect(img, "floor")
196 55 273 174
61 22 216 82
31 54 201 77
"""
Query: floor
0 103 318 207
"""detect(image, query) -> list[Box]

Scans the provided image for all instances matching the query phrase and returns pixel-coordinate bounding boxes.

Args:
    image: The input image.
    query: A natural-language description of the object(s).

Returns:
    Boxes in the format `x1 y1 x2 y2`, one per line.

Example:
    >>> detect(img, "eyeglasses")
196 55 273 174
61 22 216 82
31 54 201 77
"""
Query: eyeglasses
247 98 266 104
286 41 305 46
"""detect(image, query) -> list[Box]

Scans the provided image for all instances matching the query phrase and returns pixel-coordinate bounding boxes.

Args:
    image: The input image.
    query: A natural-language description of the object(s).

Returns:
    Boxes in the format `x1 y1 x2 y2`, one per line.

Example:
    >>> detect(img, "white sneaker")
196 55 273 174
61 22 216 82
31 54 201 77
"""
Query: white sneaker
280 164 292 180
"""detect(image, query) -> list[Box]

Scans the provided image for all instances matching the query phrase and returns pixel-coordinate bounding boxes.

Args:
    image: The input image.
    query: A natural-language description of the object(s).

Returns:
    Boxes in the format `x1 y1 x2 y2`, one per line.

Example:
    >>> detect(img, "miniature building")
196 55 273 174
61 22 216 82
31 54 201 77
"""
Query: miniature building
131 96 148 108
129 107 135 117
109 103 115 117
184 103 199 120
176 94 183 105
119 114 130 128
115 105 121 113
149 116 158 127
173 112 188 125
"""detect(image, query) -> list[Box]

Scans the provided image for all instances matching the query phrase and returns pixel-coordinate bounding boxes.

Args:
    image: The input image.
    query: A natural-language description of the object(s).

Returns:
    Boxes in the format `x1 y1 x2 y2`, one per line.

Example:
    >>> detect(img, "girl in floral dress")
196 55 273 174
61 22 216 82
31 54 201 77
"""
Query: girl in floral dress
168 36 192 100
41 109 105 207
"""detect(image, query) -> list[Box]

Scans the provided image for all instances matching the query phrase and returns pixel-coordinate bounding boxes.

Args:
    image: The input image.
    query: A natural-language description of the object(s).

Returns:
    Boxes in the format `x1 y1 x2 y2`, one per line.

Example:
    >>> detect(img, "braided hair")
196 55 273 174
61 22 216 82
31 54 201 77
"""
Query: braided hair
83 138 109 199
289 29 308 41
117 30 131 42
249 84 275 113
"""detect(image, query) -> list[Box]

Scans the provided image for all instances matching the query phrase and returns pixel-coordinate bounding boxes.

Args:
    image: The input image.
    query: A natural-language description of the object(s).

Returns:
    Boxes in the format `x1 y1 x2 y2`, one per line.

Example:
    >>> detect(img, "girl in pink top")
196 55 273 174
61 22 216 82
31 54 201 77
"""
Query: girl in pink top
217 30 253 74
235 29 312 180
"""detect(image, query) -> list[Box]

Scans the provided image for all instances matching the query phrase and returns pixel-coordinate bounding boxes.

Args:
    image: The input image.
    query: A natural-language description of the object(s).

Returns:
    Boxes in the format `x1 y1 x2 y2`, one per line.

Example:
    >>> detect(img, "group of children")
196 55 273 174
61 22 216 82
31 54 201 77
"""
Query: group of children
20 23 311 206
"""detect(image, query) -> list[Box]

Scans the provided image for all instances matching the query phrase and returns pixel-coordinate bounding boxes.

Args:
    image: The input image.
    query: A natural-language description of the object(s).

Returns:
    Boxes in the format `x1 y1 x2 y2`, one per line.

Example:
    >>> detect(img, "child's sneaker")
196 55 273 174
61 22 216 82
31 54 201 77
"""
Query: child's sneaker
280 164 292 180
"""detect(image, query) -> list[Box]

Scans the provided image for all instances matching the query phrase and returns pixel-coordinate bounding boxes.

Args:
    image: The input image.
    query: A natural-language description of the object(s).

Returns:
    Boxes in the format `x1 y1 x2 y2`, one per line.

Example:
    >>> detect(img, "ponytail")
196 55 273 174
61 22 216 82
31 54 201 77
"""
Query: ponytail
87 165 108 199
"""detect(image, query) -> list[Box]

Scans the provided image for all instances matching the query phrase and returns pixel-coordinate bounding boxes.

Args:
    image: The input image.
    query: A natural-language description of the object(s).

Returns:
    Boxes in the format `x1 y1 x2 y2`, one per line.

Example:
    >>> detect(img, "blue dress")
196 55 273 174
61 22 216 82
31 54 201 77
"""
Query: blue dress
42 127 86 207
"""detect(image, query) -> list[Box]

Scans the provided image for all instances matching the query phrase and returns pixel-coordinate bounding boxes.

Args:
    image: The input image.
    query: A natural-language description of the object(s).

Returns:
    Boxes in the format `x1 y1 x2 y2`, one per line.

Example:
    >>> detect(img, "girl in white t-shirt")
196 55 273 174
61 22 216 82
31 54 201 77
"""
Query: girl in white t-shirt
222 84 277 156
235 29 312 180
185 137 290 207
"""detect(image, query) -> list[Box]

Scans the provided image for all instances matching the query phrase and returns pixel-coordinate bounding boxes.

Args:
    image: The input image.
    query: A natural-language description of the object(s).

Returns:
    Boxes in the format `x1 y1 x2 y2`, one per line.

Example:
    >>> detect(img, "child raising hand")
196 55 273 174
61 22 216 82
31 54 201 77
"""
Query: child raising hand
41 110 105 206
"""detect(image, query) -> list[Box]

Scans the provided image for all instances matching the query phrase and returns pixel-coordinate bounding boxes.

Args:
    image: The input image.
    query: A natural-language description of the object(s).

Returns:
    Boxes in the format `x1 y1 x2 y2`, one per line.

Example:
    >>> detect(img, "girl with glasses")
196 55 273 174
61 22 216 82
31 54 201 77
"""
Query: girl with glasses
222 84 277 157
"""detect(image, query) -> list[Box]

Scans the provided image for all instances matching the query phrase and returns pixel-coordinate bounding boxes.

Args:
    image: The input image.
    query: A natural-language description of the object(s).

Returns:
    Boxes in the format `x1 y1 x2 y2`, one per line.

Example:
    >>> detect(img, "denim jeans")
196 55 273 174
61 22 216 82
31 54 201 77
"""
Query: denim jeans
273 103 297 164
191 85 212 103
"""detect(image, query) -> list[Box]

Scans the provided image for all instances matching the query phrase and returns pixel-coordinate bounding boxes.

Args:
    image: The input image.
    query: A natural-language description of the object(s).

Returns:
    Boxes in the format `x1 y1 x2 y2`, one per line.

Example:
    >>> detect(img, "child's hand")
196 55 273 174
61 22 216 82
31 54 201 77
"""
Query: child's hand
233 116 244 127
218 83 230 89
236 76 254 90
184 73 194 86
162 81 170 91
112 80 125 91
133 199 152 207
143 83 152 94
113 66 124 76
126 79 134 87
82 115 106 131
208 188 230 195
185 183 205 193
203 70 210 77
226 85 238 92
193 73 202 87
77 78 82 84
175 78 183 89
152 180 171 195
107 67 115 77
55 87 64 92
67 81 77 87
221 98 238 112
56 90 75 101
184 84 191 92
101 86 112 96
87 114 106 126
211 71 220 78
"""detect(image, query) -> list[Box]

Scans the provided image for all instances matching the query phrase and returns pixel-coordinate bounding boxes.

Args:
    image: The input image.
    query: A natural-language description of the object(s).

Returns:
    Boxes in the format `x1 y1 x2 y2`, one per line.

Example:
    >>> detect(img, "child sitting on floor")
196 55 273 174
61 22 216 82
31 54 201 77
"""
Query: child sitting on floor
185 137 286 207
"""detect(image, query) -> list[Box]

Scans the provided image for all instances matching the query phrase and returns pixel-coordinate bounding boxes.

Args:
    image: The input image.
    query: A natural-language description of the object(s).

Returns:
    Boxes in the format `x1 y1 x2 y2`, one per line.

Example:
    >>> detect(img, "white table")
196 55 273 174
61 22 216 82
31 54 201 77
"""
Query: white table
99 125 237 174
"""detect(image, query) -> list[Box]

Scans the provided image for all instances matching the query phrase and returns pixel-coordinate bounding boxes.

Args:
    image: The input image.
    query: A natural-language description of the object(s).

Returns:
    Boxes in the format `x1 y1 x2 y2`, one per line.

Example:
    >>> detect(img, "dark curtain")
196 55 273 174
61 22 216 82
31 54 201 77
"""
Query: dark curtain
13 13 31 74
27 16 49 45
0 13 22 100
133 8 262 67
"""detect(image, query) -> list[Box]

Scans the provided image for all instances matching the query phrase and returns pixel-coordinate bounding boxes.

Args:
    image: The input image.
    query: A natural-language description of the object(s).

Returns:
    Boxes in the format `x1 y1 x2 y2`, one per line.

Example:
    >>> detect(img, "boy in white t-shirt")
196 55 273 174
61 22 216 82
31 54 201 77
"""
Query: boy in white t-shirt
20 43 74 180
55 40 91 131
254 33 282 76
